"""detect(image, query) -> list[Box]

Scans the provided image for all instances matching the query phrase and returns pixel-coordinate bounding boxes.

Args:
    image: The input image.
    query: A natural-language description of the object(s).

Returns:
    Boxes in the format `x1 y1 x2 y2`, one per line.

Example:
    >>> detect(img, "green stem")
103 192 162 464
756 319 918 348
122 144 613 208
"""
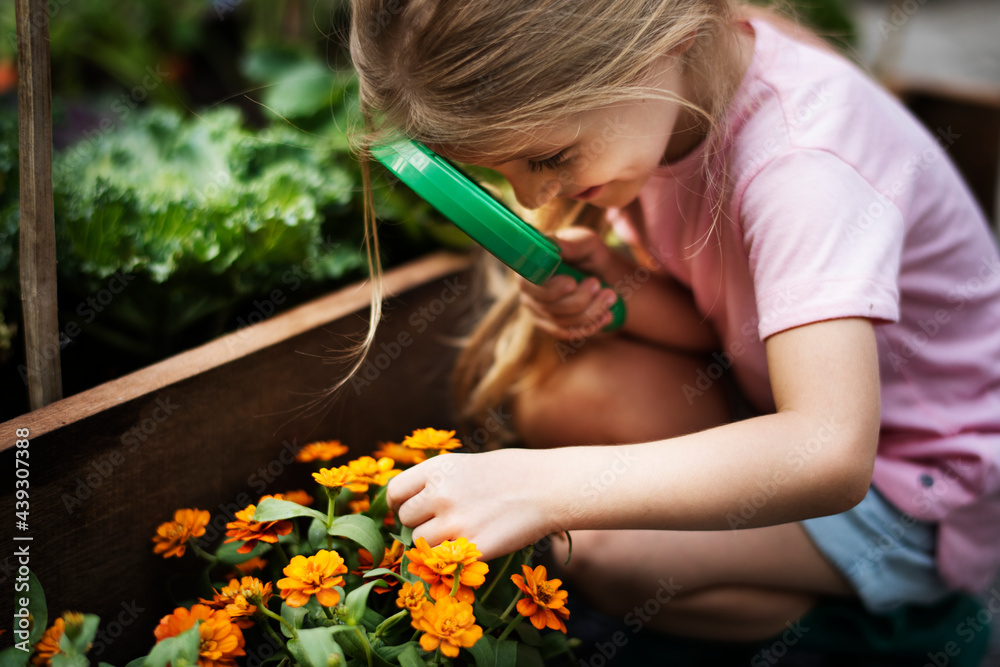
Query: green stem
478 551 515 605
449 564 464 597
323 605 336 620
497 591 523 623
187 538 218 565
354 625 373 667
259 605 298 640
326 488 339 528
258 609 287 648
374 610 409 639
497 615 524 643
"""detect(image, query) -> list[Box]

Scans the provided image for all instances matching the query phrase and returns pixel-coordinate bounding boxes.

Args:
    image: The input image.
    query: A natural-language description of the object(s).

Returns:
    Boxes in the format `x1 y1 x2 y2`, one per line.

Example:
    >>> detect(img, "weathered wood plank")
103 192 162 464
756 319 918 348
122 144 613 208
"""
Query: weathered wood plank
15 0 62 409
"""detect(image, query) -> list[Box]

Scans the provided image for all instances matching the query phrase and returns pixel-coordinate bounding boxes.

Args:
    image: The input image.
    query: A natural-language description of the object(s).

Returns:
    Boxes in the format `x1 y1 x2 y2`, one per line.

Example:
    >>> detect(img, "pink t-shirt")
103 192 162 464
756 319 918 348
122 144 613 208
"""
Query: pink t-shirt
609 18 1000 591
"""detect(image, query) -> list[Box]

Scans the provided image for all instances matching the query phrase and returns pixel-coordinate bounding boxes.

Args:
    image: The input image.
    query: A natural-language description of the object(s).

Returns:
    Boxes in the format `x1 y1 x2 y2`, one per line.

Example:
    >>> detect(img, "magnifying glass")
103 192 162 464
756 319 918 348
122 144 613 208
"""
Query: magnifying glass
371 139 626 331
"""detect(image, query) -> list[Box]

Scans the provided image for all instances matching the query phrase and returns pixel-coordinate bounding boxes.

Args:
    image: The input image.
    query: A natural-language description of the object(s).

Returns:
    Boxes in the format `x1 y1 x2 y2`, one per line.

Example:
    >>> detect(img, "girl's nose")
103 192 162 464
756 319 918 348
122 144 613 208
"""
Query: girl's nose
505 171 561 210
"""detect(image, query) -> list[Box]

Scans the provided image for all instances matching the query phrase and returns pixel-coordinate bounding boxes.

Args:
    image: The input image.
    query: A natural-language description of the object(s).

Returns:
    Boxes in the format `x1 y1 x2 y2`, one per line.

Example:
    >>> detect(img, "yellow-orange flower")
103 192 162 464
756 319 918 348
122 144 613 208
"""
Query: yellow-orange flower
153 604 246 667
511 564 570 633
405 537 489 603
296 440 349 462
31 617 64 666
232 556 268 576
411 596 483 658
200 577 272 628
152 508 211 558
348 495 370 514
396 581 430 616
355 540 405 593
374 441 427 465
277 550 348 608
402 428 462 451
348 456 401 488
312 465 367 493
273 490 314 507
224 503 292 554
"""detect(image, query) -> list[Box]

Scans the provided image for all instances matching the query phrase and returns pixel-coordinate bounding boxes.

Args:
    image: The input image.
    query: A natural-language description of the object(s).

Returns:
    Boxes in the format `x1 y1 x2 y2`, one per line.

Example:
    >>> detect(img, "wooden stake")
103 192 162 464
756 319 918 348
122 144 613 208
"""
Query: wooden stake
16 0 62 409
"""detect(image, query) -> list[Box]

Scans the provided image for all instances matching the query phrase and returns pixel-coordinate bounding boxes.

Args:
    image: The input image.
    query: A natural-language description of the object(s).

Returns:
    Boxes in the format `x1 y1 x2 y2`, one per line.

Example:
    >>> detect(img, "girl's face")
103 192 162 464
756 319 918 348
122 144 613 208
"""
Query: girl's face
474 56 703 210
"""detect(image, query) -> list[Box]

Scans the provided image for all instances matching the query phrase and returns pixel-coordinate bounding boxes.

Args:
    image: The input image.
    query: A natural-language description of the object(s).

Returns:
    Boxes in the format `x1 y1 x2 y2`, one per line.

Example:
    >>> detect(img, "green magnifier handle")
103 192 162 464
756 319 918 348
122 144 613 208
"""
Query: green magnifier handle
552 262 627 331
370 139 626 331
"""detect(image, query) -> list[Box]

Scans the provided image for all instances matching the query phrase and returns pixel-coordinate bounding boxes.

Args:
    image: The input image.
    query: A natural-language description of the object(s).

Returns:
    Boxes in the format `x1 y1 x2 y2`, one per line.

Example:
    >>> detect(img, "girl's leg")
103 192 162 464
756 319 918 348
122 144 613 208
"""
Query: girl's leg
512 335 854 642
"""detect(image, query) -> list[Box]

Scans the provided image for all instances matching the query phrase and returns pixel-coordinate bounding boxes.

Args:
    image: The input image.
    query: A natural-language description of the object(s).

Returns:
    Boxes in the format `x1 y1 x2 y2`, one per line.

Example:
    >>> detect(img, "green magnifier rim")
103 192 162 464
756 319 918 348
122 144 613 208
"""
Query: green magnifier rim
371 139 562 285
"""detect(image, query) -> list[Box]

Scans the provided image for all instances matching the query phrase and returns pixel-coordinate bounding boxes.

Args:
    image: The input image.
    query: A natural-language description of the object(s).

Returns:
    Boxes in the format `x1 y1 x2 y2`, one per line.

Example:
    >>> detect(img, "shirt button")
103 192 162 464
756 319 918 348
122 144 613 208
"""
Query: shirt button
920 474 934 487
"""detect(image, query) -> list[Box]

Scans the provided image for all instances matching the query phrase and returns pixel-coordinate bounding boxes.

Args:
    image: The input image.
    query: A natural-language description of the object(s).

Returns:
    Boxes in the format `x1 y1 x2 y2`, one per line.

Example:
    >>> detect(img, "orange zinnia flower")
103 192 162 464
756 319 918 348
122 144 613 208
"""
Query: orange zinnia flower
224 503 293 554
295 440 349 462
511 564 570 633
411 597 483 658
152 508 211 558
200 577 273 628
347 456 401 487
374 441 427 465
277 550 348 608
355 540 405 593
273 489 314 507
154 604 246 667
402 428 462 451
396 581 430 616
232 556 268 576
31 617 64 666
405 537 489 603
312 465 367 493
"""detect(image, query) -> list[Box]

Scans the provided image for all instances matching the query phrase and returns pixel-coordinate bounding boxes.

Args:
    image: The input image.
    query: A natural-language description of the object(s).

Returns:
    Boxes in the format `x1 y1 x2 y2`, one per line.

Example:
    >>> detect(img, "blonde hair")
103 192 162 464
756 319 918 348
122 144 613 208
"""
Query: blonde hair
349 0 751 443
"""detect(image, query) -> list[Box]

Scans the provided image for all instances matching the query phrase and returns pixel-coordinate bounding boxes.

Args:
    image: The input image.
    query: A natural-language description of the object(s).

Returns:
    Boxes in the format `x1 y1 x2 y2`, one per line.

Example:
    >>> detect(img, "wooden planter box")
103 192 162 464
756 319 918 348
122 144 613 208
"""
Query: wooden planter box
0 252 476 665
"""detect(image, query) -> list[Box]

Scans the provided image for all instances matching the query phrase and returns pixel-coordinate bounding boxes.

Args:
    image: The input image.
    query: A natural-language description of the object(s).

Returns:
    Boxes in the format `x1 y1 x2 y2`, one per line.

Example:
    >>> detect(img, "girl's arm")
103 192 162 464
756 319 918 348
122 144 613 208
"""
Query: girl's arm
519 226 720 351
387 317 881 561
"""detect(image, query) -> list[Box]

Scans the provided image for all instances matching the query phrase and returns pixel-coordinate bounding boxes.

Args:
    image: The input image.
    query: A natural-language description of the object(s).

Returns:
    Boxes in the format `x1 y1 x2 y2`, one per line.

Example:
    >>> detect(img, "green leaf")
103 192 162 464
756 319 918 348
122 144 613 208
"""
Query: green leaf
397 643 427 667
367 484 390 526
58 614 101 655
471 602 504 630
0 647 31 667
513 644 545 667
281 602 309 639
327 515 384 566
144 622 201 667
495 639 518 667
344 580 385 625
26 570 48 646
51 654 88 667
123 658 147 667
466 634 497 667
254 497 328 524
512 621 542 647
286 627 346 667
214 540 268 566
399 526 414 547
308 518 328 550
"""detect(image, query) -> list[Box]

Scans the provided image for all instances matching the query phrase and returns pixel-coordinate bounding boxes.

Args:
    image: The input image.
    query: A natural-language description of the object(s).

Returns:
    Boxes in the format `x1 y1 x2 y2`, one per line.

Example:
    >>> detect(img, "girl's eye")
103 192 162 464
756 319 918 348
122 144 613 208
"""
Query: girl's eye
527 149 570 174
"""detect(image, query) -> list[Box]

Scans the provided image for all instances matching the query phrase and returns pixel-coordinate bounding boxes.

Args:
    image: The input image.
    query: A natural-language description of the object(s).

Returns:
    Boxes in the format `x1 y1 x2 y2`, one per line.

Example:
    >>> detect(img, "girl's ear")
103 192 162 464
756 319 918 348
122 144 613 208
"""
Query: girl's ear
671 32 698 57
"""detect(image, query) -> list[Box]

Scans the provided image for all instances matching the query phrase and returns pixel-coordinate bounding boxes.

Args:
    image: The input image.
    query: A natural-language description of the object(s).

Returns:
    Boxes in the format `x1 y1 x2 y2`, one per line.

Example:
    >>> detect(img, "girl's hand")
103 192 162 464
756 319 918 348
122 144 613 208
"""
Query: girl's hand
519 227 625 340
386 448 566 560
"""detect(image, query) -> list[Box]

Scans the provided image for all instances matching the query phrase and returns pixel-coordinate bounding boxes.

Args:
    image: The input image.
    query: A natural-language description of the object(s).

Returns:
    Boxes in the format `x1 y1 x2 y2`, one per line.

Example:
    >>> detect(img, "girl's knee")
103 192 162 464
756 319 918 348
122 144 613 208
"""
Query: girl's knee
513 336 731 448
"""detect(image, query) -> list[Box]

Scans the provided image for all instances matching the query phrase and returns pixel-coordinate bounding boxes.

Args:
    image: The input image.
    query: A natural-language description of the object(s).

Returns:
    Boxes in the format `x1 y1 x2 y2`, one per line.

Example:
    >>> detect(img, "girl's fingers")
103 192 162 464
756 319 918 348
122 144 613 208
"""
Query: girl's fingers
385 466 426 512
395 490 437 528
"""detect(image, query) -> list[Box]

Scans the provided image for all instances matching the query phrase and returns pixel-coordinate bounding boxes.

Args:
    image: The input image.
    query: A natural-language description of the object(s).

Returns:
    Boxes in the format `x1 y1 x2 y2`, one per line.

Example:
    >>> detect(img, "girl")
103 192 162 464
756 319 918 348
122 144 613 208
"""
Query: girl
350 0 1000 643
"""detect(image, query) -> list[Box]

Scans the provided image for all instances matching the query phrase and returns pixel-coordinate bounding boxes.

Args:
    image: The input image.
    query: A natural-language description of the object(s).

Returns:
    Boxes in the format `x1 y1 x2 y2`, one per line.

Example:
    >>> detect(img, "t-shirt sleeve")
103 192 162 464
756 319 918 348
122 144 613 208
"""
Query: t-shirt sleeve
738 149 904 340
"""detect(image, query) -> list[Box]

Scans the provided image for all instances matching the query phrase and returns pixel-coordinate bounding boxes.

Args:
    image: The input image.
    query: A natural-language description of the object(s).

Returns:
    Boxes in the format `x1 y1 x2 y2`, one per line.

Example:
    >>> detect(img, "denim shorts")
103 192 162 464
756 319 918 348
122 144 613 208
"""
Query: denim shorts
801 484 952 614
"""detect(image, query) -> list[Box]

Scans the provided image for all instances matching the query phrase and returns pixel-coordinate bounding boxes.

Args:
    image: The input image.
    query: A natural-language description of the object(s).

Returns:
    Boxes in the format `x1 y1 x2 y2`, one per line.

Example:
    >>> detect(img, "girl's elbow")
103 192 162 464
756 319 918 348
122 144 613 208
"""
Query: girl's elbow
824 436 878 514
